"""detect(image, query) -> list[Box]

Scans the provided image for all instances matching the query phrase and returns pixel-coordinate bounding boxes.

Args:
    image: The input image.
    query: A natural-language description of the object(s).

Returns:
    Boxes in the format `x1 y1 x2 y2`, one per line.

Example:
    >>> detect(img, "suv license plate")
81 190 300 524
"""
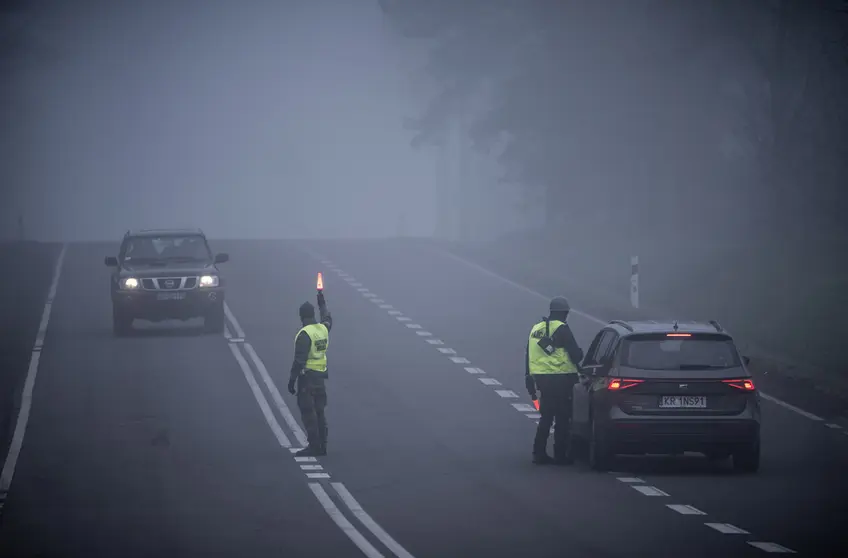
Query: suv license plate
659 395 707 409
157 292 186 301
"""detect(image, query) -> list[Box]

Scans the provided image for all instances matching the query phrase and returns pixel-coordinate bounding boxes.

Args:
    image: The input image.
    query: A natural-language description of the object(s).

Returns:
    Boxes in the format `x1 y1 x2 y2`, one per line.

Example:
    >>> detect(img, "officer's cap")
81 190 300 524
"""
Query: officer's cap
549 296 570 313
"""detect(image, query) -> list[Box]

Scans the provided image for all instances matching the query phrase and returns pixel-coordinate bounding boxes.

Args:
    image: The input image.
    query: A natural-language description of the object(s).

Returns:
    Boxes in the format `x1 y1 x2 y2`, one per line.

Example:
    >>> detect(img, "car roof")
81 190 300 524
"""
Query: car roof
607 319 728 336
125 228 206 238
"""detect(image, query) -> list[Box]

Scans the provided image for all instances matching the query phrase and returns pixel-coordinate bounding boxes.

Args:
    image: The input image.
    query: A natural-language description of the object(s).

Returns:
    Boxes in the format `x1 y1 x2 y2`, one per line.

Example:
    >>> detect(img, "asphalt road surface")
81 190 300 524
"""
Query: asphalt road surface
1 239 846 557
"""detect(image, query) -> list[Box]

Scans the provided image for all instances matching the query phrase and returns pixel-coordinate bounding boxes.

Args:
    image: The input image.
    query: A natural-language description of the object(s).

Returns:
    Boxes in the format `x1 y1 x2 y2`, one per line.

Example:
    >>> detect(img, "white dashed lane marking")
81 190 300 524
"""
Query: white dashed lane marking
705 523 749 535
747 542 796 553
667 505 706 515
313 252 799 558
511 403 536 412
631 486 669 497
300 464 324 471
825 423 842 429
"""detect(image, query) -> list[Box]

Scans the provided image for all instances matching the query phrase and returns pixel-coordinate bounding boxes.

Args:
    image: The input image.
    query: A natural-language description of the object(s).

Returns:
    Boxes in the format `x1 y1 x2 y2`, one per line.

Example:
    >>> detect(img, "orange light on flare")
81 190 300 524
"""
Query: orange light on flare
316 272 324 291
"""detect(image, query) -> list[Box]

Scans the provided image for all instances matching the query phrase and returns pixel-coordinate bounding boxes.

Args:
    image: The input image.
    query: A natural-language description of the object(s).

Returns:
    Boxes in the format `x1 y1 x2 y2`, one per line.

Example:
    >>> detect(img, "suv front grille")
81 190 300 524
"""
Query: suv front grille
140 277 197 291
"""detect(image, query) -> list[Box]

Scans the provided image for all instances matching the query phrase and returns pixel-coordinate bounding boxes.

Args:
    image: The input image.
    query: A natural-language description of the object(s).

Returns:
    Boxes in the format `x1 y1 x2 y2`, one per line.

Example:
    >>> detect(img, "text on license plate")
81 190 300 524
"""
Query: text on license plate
659 395 707 409
157 292 186 301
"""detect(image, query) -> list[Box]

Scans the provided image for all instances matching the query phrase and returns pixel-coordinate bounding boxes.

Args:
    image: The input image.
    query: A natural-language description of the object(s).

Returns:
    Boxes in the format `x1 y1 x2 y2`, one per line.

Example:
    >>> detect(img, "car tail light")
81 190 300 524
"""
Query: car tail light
722 378 756 391
608 378 644 391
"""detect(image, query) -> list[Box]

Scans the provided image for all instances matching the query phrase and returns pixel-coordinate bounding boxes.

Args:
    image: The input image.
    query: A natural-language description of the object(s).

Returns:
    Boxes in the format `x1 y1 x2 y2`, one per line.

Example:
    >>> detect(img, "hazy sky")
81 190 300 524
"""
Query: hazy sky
2 0 437 241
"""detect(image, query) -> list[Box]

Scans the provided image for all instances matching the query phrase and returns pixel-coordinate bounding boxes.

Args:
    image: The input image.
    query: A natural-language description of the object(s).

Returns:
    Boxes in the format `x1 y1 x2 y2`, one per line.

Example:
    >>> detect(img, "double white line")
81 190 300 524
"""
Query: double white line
221 302 415 558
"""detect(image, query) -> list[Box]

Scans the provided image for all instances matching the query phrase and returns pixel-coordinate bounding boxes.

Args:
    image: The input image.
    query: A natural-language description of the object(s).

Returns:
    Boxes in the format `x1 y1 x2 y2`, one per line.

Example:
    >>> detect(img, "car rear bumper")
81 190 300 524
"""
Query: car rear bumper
112 288 224 320
605 418 760 453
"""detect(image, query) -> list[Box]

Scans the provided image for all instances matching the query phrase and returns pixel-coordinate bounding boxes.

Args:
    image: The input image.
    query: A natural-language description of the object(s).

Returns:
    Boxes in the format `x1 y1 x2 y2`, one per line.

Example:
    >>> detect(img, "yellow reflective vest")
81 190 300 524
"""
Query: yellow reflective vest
296 323 329 372
528 319 577 375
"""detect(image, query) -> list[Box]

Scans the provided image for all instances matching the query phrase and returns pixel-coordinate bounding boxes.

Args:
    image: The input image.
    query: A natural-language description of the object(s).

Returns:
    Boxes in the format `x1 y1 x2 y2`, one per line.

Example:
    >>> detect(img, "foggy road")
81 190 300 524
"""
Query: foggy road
0 239 845 557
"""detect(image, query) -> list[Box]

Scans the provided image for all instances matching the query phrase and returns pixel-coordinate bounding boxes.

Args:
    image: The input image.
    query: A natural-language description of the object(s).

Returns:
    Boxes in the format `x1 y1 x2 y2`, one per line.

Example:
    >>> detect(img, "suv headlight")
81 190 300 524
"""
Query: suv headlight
199 275 219 288
121 277 139 289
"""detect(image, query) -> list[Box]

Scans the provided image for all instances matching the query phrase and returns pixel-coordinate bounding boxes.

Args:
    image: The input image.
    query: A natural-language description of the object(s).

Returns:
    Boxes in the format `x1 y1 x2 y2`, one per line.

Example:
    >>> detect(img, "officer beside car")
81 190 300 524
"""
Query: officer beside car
525 296 584 465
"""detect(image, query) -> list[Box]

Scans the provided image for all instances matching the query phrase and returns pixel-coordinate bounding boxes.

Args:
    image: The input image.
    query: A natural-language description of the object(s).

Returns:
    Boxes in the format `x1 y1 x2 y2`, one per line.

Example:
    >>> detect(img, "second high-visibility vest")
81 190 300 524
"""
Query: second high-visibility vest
528 319 577 375
296 323 329 372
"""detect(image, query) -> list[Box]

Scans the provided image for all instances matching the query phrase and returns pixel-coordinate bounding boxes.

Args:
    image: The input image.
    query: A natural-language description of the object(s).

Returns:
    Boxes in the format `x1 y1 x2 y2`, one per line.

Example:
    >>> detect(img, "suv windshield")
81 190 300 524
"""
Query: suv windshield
123 235 211 262
621 335 741 370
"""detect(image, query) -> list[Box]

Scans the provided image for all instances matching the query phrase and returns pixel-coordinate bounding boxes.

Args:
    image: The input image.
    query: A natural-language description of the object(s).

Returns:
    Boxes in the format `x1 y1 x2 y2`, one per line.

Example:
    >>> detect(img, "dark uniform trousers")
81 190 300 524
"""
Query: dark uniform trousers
533 373 579 458
297 371 328 449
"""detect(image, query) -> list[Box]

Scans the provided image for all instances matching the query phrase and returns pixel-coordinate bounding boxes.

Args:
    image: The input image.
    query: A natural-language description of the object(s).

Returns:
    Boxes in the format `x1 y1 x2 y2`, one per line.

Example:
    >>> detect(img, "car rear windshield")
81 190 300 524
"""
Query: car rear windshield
123 235 211 262
620 334 741 370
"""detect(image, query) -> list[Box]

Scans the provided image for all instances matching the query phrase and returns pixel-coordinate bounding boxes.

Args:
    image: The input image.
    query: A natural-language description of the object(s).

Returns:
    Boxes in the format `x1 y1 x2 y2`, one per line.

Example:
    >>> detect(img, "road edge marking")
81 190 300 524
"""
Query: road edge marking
0 243 67 512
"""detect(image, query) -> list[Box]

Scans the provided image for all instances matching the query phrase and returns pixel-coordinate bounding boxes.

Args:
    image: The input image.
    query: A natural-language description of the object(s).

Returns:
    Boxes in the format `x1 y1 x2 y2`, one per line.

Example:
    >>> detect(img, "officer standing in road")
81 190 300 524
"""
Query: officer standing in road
525 296 584 465
287 290 333 457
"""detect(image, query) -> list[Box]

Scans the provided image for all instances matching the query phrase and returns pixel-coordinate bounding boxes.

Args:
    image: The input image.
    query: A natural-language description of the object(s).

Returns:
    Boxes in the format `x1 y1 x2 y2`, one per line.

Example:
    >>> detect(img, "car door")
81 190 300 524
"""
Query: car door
572 329 611 434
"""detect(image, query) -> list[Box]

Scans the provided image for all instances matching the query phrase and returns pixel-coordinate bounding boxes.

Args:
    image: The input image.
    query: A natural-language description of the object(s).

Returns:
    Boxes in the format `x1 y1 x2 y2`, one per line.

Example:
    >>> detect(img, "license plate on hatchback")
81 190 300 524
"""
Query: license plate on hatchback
659 395 707 409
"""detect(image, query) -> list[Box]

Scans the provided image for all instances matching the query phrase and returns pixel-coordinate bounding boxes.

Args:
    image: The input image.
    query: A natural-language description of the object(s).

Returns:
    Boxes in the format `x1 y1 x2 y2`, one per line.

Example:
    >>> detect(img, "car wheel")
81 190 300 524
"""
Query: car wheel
732 438 760 473
588 418 612 471
204 304 225 334
112 308 132 336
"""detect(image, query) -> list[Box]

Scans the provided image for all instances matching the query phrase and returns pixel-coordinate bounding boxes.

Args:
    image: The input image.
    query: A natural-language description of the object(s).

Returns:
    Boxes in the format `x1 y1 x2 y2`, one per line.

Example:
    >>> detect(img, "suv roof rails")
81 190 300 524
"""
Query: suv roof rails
709 320 723 332
609 320 633 332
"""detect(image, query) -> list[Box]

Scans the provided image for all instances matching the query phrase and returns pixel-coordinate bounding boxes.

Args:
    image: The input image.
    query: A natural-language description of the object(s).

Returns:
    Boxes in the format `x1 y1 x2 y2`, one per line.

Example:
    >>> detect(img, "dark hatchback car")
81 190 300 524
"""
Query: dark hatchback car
105 229 229 336
571 320 760 473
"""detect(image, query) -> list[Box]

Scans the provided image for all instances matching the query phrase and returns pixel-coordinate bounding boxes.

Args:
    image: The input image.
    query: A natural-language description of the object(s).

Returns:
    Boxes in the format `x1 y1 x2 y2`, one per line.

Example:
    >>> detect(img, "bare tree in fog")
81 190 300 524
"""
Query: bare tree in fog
381 0 848 370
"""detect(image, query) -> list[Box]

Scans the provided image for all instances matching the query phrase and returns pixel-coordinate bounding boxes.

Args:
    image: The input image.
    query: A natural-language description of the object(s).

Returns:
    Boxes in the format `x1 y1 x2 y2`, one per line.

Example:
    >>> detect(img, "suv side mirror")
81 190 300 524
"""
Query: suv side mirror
742 355 751 366
104 256 118 267
214 253 229 264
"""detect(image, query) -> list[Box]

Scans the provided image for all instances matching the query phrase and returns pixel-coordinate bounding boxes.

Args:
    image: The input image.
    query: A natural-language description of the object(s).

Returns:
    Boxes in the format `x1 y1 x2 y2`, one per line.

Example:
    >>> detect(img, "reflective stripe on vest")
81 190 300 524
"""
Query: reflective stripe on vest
528 319 577 375
296 323 329 372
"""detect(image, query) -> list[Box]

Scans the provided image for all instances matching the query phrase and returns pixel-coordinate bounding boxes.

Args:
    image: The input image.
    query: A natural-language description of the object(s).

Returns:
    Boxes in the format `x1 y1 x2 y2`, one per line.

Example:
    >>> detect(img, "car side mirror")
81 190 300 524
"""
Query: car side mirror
214 253 229 264
104 256 118 267
742 355 751 366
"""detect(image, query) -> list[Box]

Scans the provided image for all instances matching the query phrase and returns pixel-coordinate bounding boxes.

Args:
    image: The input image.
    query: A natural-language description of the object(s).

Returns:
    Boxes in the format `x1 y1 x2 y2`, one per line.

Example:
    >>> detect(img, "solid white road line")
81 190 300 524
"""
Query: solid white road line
223 302 247 339
228 344 292 448
0 244 67 509
332 483 417 558
242 342 308 447
759 393 823 421
309 484 386 558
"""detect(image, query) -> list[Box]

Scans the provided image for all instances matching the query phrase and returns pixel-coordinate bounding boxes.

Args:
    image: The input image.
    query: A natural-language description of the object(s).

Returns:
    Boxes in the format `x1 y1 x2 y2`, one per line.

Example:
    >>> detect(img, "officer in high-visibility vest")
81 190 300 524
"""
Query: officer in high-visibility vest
525 296 584 465
287 291 333 456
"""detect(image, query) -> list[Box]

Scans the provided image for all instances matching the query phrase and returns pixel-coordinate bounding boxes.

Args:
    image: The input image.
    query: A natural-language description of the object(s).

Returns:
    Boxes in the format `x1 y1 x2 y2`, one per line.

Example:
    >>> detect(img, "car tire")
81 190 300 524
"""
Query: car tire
588 418 612 471
113 308 132 336
732 437 760 473
204 304 225 334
